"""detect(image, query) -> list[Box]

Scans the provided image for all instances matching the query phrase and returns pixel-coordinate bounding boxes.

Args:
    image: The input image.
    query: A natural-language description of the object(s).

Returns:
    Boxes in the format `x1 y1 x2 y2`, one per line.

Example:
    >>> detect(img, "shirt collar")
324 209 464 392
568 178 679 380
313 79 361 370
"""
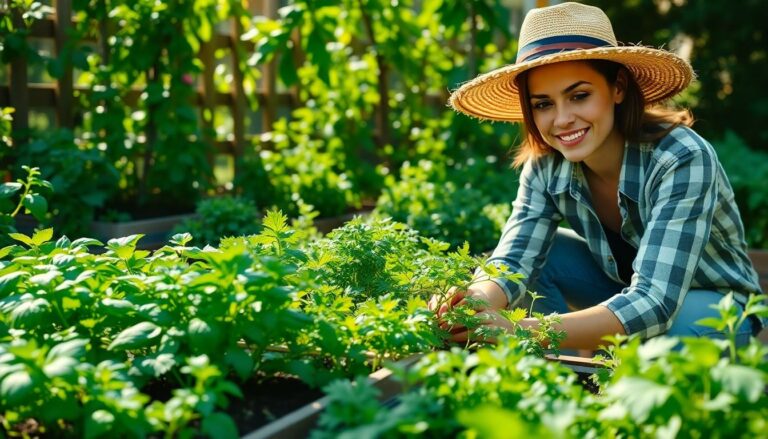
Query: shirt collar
545 140 653 202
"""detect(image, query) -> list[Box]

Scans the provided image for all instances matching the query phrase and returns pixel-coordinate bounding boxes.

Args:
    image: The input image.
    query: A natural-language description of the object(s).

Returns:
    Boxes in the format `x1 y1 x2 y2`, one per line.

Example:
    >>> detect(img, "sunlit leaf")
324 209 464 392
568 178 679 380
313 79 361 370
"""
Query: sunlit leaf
108 322 162 351
605 377 672 423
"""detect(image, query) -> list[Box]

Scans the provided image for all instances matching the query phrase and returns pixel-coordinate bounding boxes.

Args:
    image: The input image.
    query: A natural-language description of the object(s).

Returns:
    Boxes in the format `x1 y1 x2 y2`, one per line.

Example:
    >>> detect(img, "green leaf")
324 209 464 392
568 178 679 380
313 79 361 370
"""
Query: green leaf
638 336 679 361
696 317 728 331
261 208 288 234
0 182 22 198
107 234 145 259
0 370 35 405
137 353 177 377
62 296 81 311
712 364 765 403
108 322 162 351
278 51 298 86
43 357 78 379
10 298 50 325
23 194 48 220
170 233 192 246
201 412 238 439
8 232 35 247
225 347 254 381
701 392 735 411
458 406 540 439
198 18 212 41
31 228 54 246
52 254 75 267
0 271 27 294
681 338 722 367
605 377 672 423
188 318 223 353
0 246 13 259
71 237 104 248
306 28 331 83
85 409 115 439
47 339 88 360
29 270 61 286
38 394 81 423
317 320 344 357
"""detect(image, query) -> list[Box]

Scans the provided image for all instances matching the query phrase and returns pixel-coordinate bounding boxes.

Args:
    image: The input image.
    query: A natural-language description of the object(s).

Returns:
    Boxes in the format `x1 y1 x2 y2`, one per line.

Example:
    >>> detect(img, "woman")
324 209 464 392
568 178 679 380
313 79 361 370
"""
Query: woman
436 2 765 350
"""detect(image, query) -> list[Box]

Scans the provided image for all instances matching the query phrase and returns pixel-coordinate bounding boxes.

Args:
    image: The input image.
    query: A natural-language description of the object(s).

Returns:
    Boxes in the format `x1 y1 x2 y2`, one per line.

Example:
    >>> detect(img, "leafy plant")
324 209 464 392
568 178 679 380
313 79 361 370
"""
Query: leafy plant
0 166 52 246
313 338 593 438
242 135 360 218
173 195 261 247
13 130 119 236
314 293 768 438
375 159 512 252
712 131 768 248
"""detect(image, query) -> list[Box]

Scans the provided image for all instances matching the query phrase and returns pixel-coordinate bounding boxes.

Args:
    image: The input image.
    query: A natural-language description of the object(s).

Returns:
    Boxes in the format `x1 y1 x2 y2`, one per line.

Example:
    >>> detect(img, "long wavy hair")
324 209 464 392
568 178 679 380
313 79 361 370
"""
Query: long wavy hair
511 59 693 168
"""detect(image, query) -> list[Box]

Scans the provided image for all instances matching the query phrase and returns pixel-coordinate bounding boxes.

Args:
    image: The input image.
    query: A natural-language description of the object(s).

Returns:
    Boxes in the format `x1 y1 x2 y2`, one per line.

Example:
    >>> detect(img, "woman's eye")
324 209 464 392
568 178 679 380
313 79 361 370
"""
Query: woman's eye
532 101 551 110
572 92 590 101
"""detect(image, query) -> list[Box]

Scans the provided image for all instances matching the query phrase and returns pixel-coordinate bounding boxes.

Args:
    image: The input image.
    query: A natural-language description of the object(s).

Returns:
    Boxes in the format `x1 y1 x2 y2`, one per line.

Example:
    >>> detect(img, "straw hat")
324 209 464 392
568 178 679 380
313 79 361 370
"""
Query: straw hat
449 2 694 122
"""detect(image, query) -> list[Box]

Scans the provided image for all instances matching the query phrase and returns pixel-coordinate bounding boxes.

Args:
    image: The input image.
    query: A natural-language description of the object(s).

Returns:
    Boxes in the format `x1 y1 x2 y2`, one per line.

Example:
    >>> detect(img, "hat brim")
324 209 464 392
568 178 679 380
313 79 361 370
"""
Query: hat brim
448 46 694 122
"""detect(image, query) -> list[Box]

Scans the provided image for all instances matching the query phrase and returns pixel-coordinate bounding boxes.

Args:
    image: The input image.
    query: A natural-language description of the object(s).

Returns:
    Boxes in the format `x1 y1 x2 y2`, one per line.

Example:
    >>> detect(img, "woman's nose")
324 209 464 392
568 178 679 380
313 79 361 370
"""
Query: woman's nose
554 105 576 128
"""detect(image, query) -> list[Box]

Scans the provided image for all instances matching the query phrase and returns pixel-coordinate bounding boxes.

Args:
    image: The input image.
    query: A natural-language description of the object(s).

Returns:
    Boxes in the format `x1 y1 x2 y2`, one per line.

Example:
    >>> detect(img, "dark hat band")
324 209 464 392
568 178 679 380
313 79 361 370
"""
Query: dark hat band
516 35 613 63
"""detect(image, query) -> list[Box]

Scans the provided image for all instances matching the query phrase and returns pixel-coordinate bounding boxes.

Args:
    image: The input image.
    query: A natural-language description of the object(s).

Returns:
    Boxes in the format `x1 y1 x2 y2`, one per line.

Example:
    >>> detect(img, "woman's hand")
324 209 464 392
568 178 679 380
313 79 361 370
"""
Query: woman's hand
429 281 511 342
447 308 519 343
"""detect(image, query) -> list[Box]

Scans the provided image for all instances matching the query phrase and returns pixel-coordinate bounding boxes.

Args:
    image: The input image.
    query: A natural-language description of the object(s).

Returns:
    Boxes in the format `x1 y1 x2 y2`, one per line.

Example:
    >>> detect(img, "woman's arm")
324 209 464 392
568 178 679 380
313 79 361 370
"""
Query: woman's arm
521 305 626 350
445 280 626 350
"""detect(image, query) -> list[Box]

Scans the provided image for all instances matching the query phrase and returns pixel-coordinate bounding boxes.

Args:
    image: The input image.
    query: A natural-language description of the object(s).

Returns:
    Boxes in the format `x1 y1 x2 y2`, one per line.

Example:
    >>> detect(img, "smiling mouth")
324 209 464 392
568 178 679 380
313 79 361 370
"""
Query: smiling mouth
556 128 588 145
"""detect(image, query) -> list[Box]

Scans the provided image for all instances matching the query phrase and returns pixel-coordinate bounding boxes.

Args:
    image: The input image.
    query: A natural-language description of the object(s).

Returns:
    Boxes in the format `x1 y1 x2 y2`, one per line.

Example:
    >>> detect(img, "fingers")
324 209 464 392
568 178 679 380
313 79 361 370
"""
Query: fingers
449 329 469 343
447 311 508 344
430 287 466 318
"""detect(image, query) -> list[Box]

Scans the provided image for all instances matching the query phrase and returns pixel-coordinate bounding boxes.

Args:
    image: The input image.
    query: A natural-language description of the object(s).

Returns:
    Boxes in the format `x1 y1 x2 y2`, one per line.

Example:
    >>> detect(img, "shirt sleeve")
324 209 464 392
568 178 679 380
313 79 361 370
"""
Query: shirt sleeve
476 158 562 307
600 140 718 339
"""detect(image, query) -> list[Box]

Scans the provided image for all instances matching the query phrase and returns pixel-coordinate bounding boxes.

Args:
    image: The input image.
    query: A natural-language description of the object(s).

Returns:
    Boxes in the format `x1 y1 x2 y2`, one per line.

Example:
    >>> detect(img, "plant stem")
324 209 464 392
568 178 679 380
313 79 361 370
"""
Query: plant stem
9 181 31 218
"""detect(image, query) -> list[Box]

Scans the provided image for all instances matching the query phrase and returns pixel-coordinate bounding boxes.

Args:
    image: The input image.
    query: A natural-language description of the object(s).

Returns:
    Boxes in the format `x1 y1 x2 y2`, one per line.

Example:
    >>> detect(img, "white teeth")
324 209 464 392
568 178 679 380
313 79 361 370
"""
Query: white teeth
560 129 586 142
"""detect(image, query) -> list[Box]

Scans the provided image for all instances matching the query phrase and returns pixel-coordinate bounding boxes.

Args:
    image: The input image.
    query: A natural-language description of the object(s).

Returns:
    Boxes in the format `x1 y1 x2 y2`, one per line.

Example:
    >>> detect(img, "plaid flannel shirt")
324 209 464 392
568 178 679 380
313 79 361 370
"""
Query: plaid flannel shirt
484 126 765 339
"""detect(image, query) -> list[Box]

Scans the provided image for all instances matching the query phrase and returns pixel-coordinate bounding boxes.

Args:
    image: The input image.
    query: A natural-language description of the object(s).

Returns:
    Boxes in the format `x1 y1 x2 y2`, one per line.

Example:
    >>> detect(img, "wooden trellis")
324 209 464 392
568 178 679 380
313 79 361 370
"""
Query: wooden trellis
0 0 293 182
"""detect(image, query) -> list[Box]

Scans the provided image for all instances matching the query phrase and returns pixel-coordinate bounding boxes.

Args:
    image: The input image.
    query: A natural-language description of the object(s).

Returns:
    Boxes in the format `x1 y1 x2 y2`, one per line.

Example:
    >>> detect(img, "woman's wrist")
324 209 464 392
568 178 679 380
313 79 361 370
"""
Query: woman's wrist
467 280 509 310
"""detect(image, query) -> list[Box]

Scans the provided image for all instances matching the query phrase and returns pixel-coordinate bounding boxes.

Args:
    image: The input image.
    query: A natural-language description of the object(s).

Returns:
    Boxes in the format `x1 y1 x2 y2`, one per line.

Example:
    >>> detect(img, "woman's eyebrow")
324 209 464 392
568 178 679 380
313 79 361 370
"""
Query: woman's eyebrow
530 80 592 99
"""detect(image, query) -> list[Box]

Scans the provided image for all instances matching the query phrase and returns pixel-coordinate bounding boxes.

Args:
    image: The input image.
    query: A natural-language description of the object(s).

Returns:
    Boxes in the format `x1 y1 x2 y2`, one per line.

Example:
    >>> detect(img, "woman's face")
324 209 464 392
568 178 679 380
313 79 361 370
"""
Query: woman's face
526 61 625 165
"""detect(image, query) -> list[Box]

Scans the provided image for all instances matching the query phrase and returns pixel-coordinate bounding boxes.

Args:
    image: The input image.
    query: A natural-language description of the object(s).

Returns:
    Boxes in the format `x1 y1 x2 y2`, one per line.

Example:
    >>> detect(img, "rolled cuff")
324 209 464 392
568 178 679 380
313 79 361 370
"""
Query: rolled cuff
599 290 670 340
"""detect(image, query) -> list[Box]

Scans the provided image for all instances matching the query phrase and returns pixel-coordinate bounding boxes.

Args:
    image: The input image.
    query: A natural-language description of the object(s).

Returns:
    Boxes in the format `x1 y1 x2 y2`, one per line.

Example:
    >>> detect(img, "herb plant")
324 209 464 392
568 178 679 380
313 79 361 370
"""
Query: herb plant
172 195 261 247
375 159 512 253
313 293 768 438
0 166 52 246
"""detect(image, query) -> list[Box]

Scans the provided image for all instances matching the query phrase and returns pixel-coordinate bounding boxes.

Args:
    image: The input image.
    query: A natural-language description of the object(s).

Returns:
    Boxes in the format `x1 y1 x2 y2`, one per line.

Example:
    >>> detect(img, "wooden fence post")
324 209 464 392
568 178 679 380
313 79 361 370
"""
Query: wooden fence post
9 7 29 147
231 17 248 179
199 37 217 159
54 0 73 129
260 0 278 136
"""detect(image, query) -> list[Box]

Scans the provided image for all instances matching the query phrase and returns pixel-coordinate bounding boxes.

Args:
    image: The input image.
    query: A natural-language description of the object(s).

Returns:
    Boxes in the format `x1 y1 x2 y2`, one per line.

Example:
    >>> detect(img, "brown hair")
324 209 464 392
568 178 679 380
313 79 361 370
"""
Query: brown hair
511 60 693 168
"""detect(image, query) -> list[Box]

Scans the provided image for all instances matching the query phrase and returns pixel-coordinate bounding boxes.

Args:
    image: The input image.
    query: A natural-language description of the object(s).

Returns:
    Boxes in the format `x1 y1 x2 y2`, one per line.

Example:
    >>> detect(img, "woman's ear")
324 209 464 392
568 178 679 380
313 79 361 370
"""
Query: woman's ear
614 69 628 104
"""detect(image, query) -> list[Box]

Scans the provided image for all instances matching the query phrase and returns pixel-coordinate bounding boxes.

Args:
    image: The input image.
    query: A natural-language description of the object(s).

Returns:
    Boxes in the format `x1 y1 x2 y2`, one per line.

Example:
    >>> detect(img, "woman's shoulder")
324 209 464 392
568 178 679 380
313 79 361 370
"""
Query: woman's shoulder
651 125 716 167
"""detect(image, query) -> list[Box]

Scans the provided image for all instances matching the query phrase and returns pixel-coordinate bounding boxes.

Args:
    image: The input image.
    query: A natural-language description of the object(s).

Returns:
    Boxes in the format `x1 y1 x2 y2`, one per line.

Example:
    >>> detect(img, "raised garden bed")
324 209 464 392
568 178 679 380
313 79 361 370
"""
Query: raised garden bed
241 352 606 438
243 354 424 439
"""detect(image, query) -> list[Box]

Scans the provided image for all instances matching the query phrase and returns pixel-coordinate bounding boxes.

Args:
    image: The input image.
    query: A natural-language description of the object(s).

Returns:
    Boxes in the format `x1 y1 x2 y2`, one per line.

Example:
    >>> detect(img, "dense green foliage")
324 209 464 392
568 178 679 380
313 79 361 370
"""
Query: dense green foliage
713 133 768 249
0 213 531 436
0 0 519 237
314 295 768 438
375 159 513 252
1 180 766 437
172 196 261 247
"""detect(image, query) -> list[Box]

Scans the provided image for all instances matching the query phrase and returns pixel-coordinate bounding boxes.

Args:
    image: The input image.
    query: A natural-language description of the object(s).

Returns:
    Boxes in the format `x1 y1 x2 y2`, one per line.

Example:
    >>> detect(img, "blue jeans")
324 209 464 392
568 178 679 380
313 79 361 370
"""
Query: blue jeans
523 228 754 347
